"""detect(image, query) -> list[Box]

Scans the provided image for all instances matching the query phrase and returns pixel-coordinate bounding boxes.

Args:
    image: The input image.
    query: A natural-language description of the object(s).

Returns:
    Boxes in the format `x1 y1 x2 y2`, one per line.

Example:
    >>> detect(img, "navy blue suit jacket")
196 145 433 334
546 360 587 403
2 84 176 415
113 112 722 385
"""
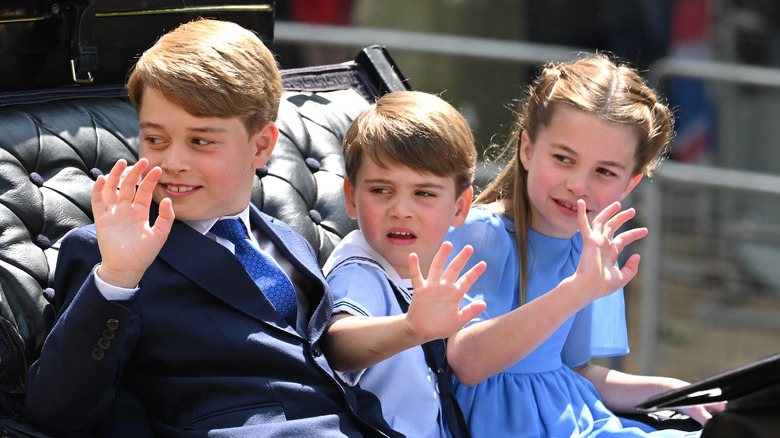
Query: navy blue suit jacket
26 203 400 438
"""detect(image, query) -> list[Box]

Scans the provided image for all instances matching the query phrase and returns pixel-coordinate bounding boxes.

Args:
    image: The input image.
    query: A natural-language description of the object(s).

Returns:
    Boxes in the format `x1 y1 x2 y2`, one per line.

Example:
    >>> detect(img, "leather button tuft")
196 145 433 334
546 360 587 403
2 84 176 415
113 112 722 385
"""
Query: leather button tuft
305 157 321 172
308 209 322 224
257 166 269 178
106 319 119 330
35 234 51 249
42 287 55 302
92 348 105 360
89 168 103 179
28 172 44 186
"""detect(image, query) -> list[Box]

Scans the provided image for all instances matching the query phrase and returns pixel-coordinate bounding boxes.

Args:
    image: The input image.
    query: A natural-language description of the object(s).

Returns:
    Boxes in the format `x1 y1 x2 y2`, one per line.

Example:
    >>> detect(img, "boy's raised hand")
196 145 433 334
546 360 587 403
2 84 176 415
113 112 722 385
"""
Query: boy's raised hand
575 199 647 300
406 242 487 344
91 159 175 288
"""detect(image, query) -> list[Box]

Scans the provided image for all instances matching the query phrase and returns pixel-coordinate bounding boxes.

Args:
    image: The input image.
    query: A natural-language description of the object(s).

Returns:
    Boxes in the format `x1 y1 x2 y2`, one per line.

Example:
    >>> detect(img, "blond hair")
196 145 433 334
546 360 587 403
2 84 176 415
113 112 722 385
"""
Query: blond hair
127 19 282 134
343 91 476 197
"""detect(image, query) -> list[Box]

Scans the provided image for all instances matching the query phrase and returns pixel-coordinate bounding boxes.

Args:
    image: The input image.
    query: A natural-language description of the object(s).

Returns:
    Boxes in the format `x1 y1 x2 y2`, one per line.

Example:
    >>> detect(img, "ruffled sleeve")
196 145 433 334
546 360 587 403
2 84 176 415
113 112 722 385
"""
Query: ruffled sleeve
446 208 521 324
561 235 630 366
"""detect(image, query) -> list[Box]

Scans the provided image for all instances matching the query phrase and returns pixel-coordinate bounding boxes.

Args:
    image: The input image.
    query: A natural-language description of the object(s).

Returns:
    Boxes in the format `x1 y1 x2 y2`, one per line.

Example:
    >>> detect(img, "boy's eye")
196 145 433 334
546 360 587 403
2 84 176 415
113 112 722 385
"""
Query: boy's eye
416 191 436 197
596 167 617 177
144 136 164 145
369 187 390 194
192 138 215 146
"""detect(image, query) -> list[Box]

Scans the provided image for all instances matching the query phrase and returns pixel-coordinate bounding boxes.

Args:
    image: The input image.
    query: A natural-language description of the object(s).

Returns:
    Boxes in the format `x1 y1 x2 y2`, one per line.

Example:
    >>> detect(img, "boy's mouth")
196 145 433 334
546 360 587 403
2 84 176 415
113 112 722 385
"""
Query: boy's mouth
163 184 196 193
160 184 197 195
387 231 415 240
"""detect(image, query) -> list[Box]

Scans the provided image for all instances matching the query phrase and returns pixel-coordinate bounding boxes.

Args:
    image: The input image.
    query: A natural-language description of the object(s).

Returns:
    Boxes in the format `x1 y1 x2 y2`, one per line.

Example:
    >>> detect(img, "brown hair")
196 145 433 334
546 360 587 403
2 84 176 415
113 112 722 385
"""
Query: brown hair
478 52 674 303
343 91 476 197
127 19 282 134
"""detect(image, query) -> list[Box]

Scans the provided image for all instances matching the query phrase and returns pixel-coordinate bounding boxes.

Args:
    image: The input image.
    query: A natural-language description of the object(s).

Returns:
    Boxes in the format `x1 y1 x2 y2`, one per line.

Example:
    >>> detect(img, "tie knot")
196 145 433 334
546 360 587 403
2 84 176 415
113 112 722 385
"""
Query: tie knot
210 219 248 244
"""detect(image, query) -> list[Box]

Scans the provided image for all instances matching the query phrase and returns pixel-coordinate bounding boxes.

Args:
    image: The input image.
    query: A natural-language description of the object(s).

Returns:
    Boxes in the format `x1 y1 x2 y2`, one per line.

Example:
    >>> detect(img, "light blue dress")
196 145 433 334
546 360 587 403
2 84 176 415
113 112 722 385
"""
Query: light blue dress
445 208 700 438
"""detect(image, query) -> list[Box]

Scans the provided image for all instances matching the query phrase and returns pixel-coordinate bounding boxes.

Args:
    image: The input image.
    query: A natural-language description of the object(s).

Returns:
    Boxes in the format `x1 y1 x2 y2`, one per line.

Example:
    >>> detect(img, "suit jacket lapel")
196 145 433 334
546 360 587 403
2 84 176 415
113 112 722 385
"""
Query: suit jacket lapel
151 203 295 335
247 205 332 341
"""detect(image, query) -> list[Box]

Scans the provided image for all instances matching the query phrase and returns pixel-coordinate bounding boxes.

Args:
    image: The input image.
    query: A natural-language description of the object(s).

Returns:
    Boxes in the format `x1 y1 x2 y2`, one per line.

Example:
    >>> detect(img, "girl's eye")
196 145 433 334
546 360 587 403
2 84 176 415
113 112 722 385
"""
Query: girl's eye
596 168 618 177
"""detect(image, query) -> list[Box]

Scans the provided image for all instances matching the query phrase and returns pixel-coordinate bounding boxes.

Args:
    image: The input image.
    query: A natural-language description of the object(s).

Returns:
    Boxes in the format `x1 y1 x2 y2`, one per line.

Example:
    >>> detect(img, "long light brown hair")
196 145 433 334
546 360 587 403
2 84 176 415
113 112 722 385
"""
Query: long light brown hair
477 53 674 304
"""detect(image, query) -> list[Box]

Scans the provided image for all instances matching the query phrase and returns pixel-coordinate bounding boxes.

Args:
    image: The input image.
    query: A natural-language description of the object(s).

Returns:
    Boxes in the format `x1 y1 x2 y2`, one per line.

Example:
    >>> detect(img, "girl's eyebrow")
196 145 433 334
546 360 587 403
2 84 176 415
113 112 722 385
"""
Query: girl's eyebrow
553 143 628 170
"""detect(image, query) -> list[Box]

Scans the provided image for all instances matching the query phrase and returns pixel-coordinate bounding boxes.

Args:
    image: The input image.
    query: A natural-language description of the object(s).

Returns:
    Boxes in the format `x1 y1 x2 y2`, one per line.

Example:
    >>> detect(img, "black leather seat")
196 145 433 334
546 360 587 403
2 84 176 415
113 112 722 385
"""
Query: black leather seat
0 46 408 436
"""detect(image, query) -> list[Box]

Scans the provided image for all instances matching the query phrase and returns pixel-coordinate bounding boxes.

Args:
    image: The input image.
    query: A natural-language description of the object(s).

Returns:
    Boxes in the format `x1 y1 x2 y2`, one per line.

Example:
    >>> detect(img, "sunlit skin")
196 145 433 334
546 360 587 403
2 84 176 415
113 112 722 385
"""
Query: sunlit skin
91 88 278 288
138 87 277 221
323 156 486 373
520 104 643 239
344 156 472 278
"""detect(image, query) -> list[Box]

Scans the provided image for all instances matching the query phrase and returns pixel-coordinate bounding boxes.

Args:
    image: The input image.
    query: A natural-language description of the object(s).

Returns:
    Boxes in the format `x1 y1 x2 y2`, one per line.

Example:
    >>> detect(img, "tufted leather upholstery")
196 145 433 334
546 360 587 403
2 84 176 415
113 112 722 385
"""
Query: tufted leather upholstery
0 46 408 431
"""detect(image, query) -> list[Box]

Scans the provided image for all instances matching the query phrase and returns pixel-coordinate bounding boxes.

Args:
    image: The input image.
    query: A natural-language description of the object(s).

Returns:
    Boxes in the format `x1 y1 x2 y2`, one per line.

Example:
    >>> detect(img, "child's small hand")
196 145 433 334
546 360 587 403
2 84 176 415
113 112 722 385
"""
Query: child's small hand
575 199 647 300
405 242 487 344
92 159 175 288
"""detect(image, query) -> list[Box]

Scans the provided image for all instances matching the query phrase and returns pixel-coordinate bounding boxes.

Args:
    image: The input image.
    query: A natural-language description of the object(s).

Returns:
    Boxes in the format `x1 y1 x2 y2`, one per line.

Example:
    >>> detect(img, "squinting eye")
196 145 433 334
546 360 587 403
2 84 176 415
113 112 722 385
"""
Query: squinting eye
416 191 436 197
553 154 572 163
192 138 214 146
597 168 617 177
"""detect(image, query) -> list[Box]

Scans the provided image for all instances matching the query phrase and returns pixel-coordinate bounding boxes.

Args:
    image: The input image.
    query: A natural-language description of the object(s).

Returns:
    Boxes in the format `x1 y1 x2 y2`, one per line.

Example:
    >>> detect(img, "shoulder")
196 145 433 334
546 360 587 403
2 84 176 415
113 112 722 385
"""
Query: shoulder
328 260 397 317
446 207 515 253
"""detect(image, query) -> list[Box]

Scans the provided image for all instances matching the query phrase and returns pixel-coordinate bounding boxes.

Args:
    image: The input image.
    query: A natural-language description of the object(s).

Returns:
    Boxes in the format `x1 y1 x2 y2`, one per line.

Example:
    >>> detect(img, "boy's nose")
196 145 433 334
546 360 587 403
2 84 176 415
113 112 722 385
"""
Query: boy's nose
160 144 190 172
388 196 414 218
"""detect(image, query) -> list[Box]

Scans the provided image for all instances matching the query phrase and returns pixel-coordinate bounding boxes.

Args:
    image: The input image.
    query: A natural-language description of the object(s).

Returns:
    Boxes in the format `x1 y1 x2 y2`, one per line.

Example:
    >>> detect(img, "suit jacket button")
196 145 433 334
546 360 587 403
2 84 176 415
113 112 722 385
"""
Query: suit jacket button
102 329 115 340
106 319 119 331
311 343 322 357
92 348 105 360
98 338 111 349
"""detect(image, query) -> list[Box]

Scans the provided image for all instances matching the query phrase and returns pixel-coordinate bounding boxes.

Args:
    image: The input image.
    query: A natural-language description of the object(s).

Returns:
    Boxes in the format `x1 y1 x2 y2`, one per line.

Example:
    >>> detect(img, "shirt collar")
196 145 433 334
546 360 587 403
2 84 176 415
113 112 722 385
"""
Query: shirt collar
185 207 253 237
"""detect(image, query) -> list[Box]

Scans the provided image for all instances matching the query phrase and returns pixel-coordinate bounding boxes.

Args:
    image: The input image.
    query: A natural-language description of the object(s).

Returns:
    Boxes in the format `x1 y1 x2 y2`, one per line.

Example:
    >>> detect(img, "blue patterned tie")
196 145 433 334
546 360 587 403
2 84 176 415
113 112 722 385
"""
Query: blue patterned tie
210 219 297 326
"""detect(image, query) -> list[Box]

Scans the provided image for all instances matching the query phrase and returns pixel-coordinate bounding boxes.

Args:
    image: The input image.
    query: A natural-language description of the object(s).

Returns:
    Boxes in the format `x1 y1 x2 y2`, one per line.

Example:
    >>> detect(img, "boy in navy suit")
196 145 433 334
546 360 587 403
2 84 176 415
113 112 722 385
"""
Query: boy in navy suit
25 19 400 437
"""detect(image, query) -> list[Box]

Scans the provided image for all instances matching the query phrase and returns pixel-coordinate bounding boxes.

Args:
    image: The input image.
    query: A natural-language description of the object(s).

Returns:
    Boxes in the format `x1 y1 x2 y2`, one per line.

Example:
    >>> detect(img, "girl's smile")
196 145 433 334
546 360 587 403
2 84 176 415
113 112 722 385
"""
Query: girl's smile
520 104 643 239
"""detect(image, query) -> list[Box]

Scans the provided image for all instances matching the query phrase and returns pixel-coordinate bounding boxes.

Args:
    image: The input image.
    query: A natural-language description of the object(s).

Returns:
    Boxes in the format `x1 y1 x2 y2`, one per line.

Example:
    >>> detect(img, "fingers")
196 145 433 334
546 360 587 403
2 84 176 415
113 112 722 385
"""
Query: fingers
441 243 473 283
427 241 454 282
408 252 424 291
617 254 641 286
455 261 487 292
154 197 176 237
611 227 648 254
116 159 149 203
93 159 129 209
458 300 487 324
135 165 161 208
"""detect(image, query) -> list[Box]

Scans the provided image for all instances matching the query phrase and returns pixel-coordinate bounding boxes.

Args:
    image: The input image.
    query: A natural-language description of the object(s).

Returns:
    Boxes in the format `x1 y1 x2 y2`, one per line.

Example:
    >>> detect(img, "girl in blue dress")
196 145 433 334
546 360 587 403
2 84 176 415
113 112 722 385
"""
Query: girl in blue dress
444 53 723 437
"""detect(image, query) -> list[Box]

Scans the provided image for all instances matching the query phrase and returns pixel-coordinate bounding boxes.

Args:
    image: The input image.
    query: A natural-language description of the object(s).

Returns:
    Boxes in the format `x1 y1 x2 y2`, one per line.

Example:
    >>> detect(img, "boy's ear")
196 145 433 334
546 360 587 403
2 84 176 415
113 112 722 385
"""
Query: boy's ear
343 178 358 220
451 186 473 227
620 173 643 200
250 122 279 169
